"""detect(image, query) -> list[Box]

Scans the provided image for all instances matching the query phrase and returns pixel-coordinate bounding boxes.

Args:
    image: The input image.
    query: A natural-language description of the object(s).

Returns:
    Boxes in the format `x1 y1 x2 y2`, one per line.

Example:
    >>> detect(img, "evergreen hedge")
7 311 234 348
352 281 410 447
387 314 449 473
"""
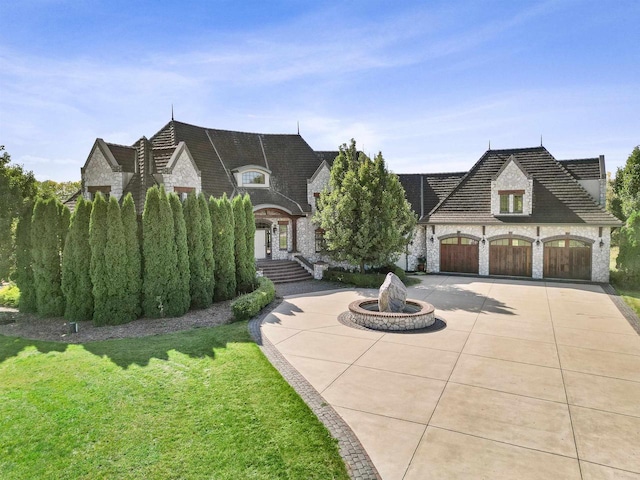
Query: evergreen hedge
14 201 37 313
210 194 236 301
243 194 256 283
121 193 142 319
142 186 178 318
232 195 251 293
231 277 275 321
168 193 190 316
61 196 93 321
89 193 109 325
184 193 208 309
31 197 66 317
199 193 215 305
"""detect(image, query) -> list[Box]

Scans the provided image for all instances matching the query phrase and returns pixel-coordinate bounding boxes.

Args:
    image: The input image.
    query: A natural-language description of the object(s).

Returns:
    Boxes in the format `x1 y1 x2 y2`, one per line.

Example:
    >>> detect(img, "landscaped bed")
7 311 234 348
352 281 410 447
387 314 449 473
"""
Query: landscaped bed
0 321 349 479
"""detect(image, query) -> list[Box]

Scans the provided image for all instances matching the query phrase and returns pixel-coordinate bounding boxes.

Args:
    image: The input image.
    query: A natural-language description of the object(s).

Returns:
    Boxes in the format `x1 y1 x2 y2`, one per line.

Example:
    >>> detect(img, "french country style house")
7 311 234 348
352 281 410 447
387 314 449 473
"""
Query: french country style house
74 119 621 283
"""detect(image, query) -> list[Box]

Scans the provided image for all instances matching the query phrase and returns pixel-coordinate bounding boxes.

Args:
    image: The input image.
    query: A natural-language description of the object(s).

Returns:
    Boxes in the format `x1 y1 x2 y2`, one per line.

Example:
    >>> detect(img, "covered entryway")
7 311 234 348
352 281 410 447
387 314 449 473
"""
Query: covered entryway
489 238 532 277
440 236 479 274
544 239 591 280
254 221 272 260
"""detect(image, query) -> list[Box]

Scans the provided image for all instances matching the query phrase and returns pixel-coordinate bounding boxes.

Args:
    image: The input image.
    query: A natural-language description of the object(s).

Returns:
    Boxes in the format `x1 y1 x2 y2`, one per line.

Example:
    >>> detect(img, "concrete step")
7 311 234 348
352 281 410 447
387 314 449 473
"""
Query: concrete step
257 260 312 284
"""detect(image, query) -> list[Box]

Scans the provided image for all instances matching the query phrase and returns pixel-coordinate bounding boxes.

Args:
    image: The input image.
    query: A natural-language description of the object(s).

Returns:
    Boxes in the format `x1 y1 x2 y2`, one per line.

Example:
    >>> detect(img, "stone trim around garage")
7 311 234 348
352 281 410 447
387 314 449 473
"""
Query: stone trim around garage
602 284 640 335
248 301 381 480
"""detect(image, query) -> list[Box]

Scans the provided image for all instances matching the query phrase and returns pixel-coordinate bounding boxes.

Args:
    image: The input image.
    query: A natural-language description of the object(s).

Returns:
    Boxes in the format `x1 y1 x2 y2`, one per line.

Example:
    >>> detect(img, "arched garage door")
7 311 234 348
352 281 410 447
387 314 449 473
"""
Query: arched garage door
489 238 532 277
440 236 479 274
544 239 591 280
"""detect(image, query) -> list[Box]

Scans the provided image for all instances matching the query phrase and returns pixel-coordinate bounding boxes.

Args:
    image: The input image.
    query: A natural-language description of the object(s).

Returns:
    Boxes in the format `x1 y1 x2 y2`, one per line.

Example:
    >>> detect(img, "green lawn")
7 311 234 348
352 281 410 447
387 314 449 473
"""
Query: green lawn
0 322 349 480
609 246 640 317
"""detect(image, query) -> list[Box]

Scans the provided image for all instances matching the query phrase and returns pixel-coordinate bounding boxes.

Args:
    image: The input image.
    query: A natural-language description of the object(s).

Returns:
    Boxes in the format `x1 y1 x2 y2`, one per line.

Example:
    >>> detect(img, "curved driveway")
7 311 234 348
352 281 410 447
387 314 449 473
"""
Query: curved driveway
260 275 640 480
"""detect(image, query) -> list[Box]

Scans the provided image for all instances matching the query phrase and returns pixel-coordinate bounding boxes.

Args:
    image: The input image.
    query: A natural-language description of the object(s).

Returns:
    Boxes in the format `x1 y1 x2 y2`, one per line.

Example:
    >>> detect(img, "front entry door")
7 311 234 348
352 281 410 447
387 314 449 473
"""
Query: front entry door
255 229 267 260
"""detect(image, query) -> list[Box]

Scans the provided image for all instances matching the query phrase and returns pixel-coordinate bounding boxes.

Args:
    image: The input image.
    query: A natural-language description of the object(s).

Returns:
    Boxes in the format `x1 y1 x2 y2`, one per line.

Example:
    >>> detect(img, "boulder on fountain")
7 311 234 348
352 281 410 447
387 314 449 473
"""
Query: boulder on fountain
378 272 407 313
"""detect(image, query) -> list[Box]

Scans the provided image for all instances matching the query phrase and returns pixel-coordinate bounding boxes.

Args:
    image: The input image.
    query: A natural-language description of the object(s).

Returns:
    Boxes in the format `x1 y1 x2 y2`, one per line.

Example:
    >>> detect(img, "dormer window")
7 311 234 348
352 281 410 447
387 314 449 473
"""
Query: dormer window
242 171 265 185
234 165 271 188
498 190 525 214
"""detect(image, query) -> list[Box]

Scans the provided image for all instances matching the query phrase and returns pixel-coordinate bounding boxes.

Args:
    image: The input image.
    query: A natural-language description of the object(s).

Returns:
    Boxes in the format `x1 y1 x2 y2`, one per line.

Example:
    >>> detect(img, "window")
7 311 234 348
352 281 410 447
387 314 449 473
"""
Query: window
315 229 326 252
279 224 288 250
174 186 195 201
87 186 111 201
513 195 523 213
500 194 509 213
441 237 478 245
242 171 265 185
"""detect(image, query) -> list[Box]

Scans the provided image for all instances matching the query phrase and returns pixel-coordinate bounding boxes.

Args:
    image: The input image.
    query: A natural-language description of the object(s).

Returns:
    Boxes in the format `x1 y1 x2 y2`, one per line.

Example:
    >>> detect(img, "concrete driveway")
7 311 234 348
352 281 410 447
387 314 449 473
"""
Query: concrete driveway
260 275 640 480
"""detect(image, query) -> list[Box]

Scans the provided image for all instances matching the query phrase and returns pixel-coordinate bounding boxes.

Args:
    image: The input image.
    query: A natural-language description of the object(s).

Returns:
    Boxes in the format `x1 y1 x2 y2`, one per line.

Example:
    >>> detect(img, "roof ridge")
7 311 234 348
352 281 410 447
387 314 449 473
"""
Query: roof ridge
105 141 136 149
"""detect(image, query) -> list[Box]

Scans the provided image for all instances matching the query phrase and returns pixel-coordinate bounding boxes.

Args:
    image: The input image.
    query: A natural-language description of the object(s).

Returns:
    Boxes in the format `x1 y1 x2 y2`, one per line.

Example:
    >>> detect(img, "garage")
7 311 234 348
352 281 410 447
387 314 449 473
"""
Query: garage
544 239 591 280
440 236 479 274
489 238 532 277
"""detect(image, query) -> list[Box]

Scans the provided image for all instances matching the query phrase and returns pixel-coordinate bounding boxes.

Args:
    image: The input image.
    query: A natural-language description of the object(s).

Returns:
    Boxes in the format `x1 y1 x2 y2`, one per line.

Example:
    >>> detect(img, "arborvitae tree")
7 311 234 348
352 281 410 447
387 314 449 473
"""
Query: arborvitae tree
184 193 207 308
142 186 177 318
243 194 256 284
101 196 132 325
89 193 109 325
61 197 93 321
58 201 71 254
210 194 236 301
617 211 640 283
314 139 417 273
199 193 215 304
121 193 142 319
14 201 37 313
233 194 251 293
168 193 190 316
31 197 66 316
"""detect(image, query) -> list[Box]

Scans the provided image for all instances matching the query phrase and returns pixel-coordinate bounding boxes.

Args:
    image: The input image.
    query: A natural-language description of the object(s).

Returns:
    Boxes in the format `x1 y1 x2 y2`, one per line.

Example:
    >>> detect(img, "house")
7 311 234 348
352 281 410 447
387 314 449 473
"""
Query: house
77 119 621 283
399 147 622 282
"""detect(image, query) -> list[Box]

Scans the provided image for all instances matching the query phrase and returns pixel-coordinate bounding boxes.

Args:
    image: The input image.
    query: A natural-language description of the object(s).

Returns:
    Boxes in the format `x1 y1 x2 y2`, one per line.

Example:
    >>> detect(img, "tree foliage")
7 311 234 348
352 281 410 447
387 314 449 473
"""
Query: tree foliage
0 146 37 280
184 193 208 309
31 197 67 317
168 193 190 316
14 201 37 312
314 139 417 273
233 195 252 293
121 193 142 319
243 194 256 283
210 194 236 301
610 146 640 221
142 186 178 318
61 196 93 321
89 193 109 324
37 180 81 202
617 211 640 284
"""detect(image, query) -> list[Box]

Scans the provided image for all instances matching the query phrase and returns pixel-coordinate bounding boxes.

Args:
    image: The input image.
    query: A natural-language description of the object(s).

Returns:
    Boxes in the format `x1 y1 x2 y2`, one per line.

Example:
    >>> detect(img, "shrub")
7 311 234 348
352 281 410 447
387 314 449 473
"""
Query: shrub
31 197 66 317
142 186 178 318
243 194 256 282
0 283 20 308
121 193 142 319
199 193 215 304
231 277 276 321
14 201 36 313
233 195 252 293
210 194 236 301
61 196 93 321
324 268 415 288
89 193 109 324
168 193 190 316
184 193 208 309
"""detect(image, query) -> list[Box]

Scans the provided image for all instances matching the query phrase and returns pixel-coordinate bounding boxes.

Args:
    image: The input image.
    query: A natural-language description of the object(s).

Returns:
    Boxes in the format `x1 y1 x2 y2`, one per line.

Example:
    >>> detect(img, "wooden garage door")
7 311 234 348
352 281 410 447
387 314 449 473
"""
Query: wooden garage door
544 239 591 280
440 237 479 274
489 238 532 277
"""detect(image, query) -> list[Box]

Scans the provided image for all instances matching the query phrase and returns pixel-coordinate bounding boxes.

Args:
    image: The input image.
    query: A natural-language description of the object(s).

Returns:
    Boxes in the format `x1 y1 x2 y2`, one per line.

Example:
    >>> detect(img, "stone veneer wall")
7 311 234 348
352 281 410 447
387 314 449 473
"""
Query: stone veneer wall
307 164 330 216
83 147 125 200
162 149 201 194
425 224 612 283
491 160 533 216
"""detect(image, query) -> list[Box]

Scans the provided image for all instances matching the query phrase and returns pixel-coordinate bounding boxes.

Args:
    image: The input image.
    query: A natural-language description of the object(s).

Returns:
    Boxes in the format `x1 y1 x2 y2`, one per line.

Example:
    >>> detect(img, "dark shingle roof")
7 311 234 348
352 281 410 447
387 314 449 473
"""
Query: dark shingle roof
153 147 176 171
237 187 304 215
398 172 465 220
106 143 136 172
559 158 603 180
315 151 339 166
428 147 621 225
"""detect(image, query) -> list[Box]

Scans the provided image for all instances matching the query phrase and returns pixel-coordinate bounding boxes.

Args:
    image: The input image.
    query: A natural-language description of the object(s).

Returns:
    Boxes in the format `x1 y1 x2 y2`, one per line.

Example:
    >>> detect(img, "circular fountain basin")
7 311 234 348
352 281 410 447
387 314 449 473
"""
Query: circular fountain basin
348 299 436 331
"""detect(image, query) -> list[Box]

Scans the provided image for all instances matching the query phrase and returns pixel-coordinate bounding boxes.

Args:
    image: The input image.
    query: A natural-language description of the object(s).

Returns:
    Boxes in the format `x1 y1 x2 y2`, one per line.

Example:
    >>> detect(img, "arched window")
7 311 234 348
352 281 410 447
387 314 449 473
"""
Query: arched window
242 171 265 185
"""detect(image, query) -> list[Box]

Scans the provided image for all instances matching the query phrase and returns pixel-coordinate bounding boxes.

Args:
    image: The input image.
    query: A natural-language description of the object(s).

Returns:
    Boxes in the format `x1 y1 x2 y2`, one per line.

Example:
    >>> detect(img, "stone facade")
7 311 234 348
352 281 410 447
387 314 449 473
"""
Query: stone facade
491 158 533 216
425 223 612 282
82 143 128 201
307 163 330 215
161 144 201 195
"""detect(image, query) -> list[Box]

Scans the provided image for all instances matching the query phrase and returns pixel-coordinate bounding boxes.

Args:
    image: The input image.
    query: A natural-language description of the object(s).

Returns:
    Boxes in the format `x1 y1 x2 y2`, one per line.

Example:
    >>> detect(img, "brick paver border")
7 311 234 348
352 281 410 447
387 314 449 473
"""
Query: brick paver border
248 299 381 480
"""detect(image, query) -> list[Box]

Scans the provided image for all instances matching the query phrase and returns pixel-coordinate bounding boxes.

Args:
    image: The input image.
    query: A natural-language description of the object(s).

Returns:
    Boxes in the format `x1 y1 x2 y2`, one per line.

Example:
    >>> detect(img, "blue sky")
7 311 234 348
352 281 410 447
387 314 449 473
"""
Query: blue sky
1 0 638 182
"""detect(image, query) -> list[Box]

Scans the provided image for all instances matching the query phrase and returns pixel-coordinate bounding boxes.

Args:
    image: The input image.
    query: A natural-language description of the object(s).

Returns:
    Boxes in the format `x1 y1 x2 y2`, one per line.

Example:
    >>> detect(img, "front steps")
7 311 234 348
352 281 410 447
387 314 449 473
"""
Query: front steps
257 260 313 284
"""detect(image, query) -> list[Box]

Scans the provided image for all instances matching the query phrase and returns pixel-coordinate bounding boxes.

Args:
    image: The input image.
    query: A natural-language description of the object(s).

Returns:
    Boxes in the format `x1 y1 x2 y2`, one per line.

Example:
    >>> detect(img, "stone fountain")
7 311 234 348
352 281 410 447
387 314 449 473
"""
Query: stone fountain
348 272 436 331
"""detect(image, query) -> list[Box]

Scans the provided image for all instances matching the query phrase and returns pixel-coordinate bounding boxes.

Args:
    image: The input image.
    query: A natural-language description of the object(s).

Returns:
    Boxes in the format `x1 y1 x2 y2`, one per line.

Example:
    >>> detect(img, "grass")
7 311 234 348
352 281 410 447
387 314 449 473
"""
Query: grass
609 246 640 317
0 283 20 308
0 322 349 480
